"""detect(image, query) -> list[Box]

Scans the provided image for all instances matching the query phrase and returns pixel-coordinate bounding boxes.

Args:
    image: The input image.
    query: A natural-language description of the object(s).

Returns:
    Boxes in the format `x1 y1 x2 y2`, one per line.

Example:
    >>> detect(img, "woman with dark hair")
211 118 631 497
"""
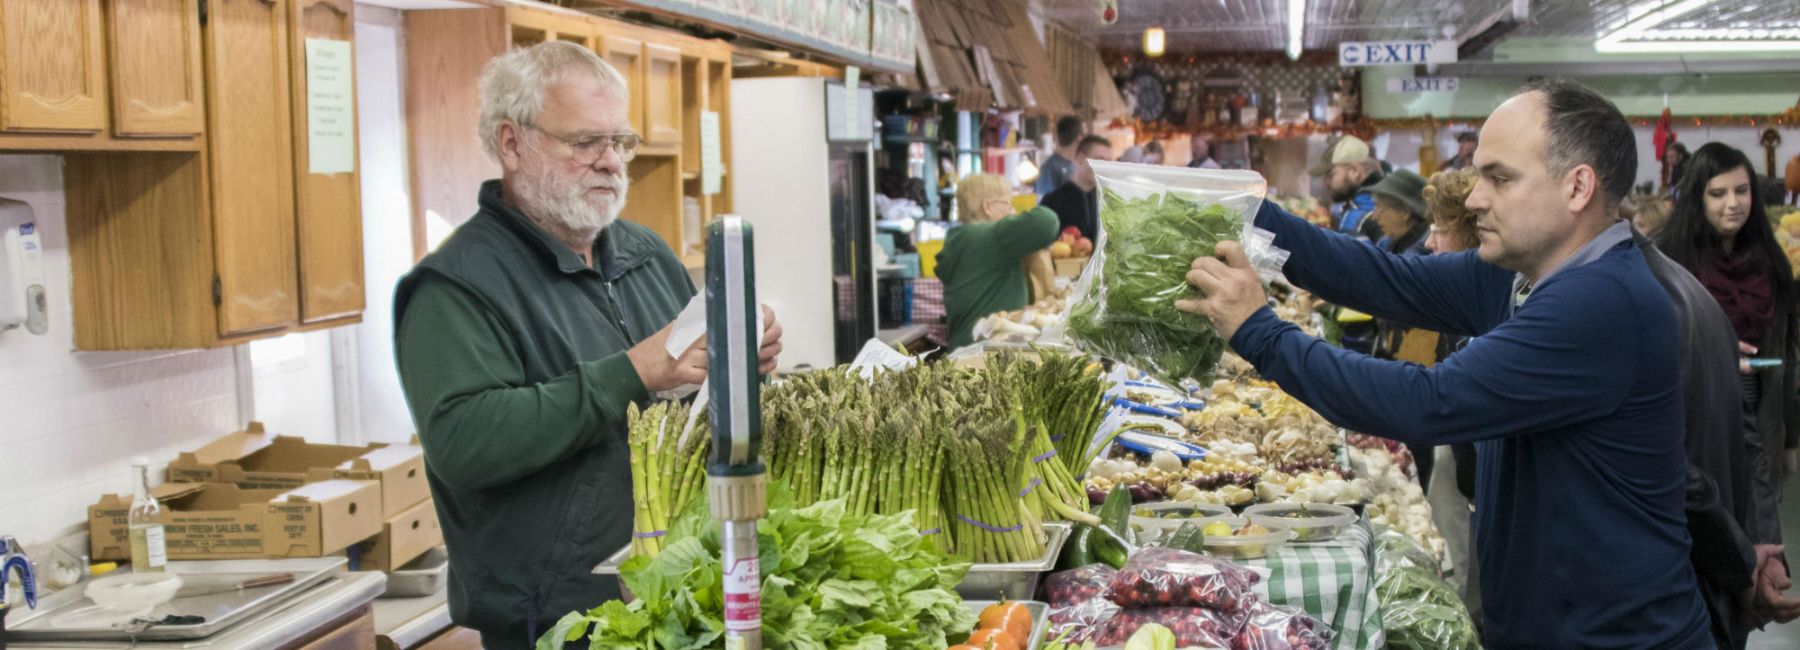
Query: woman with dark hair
1657 142 1800 492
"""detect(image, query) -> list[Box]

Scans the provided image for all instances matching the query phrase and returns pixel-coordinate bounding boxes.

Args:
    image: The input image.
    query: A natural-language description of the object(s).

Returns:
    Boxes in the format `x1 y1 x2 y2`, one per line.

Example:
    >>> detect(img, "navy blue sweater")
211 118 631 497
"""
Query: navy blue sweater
1233 201 1711 649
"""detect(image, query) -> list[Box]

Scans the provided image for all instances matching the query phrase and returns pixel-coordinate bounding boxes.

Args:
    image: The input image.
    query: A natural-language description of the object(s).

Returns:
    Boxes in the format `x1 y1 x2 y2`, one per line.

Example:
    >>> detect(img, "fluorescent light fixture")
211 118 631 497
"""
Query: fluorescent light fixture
1286 0 1305 60
1144 27 1166 57
1593 0 1800 53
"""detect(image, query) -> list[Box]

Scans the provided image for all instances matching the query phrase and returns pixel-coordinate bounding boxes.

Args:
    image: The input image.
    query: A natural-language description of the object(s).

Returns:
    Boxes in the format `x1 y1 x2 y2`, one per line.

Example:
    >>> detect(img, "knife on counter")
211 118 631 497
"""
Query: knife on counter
171 573 294 599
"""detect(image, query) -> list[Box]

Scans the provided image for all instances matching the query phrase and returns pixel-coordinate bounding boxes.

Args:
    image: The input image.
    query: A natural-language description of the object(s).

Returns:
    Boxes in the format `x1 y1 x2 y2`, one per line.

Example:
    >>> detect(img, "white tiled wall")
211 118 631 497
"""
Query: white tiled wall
0 155 242 548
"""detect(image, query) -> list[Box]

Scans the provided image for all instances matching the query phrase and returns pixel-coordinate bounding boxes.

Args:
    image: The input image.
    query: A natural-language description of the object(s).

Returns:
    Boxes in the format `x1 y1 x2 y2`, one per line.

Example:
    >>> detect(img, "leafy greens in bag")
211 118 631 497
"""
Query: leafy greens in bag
1063 162 1276 386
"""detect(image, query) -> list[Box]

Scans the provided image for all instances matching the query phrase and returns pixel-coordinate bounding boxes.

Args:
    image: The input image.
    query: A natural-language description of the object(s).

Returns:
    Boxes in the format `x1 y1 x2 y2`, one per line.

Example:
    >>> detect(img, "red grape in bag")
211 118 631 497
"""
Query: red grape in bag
1106 547 1260 611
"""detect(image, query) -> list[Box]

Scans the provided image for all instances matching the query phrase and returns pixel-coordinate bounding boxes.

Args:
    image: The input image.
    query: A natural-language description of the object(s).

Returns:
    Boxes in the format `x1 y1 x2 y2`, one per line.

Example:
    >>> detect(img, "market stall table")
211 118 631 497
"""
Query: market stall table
1238 521 1384 650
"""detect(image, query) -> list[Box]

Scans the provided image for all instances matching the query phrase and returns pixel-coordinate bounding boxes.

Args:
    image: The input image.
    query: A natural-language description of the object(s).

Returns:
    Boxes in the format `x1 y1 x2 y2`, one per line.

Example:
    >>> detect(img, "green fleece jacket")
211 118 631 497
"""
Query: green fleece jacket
393 180 694 649
936 206 1060 347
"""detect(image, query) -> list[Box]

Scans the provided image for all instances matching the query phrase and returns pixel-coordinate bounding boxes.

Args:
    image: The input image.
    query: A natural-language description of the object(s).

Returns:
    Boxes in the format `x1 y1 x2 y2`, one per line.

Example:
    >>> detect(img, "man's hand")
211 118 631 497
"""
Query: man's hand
1175 241 1268 341
627 322 708 393
1751 545 1800 623
760 305 784 375
1739 341 1759 375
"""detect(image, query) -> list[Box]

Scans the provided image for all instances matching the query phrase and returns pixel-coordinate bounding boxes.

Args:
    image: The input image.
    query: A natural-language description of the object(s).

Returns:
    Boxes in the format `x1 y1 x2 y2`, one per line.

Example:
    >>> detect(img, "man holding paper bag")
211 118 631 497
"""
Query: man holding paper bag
393 42 781 649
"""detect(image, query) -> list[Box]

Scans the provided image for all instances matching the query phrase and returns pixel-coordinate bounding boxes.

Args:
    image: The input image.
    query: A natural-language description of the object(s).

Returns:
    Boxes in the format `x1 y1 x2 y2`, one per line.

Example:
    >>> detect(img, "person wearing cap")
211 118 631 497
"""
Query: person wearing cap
1310 135 1384 243
1446 131 1479 171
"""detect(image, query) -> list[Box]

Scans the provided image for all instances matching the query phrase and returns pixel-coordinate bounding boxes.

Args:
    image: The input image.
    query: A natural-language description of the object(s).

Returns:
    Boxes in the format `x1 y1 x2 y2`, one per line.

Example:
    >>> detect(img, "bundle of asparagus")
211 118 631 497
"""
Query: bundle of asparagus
627 401 712 558
629 351 1109 563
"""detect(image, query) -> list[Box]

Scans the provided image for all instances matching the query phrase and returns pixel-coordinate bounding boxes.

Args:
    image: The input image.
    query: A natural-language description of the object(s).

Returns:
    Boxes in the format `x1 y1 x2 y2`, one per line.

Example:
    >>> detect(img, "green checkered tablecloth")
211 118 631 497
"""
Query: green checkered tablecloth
1241 520 1385 650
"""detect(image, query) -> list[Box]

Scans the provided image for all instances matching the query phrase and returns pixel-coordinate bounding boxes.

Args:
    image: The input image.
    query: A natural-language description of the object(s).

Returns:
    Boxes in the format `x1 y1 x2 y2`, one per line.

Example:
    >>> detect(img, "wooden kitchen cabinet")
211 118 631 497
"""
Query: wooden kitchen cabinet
0 0 109 134
206 0 299 335
599 34 644 137
643 42 682 146
289 0 364 324
508 6 593 49
66 0 366 349
105 0 205 137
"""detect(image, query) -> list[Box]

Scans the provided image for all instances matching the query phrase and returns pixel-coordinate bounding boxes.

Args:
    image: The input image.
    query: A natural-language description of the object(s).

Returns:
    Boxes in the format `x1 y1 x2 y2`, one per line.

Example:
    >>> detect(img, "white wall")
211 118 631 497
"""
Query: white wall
0 156 243 548
350 4 420 444
247 332 339 443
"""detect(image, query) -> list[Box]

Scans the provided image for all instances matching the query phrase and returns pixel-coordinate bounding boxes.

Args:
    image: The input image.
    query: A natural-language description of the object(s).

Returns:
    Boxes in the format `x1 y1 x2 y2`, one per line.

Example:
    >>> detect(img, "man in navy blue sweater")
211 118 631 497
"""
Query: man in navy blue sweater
1181 81 1712 648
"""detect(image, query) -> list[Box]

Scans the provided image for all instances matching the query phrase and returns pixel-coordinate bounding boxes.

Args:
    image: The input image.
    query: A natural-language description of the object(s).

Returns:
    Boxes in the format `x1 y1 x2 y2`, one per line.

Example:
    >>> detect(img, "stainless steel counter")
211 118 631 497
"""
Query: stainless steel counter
9 572 386 649
372 589 451 649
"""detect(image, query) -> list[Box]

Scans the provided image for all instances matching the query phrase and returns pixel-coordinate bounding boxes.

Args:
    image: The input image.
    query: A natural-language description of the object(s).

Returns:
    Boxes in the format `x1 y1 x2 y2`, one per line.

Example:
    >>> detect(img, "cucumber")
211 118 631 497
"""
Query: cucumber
1098 484 1136 545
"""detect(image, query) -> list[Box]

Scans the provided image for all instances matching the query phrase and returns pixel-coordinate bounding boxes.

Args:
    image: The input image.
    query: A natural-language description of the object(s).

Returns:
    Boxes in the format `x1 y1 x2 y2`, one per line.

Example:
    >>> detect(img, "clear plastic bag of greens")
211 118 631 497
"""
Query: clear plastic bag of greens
1382 602 1481 650
1059 161 1285 386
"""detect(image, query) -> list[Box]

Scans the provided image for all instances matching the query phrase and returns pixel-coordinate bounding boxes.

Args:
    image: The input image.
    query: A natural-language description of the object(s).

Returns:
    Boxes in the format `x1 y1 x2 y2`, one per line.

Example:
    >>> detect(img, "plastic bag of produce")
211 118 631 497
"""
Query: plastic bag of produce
1374 566 1465 611
1097 606 1249 647
1231 599 1334 650
1059 161 1285 386
1106 547 1260 611
1383 601 1481 650
1371 524 1441 576
1045 563 1122 642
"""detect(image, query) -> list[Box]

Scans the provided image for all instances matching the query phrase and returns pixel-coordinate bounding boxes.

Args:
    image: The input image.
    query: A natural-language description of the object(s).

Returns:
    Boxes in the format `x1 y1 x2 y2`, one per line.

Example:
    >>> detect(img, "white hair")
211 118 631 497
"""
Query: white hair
477 41 629 160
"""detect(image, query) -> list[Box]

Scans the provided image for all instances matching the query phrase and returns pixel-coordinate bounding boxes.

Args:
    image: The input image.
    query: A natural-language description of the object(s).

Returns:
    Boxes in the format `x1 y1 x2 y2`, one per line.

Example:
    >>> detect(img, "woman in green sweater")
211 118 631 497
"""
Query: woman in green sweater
936 173 1061 348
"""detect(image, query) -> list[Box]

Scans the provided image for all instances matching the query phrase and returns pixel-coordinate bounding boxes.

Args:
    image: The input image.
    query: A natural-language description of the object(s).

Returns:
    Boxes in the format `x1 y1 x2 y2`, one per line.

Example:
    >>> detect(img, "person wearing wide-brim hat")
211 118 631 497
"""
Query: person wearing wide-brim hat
1366 167 1440 495
1367 169 1431 256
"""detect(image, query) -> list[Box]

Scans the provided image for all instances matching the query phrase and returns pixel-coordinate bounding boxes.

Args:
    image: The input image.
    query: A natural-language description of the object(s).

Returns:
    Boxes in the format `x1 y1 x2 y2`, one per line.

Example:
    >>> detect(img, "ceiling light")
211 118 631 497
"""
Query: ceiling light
1286 0 1305 60
1144 27 1166 57
1588 0 1798 53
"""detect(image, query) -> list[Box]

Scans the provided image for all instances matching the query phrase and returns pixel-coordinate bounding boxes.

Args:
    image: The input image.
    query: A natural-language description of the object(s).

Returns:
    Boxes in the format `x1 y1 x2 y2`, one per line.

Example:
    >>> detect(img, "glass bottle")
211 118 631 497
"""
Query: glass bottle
127 457 167 573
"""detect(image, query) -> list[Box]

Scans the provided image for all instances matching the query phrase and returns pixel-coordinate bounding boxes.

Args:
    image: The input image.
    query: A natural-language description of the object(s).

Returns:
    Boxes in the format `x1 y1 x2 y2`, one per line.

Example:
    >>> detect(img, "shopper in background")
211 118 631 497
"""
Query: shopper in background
1179 79 1712 648
938 174 1060 348
1188 134 1220 169
1658 143 1800 491
1364 168 1435 497
393 42 782 649
1444 131 1478 171
1637 185 1796 647
1624 194 1674 238
1311 135 1384 242
1042 135 1112 242
1417 167 1483 626
1035 115 1085 196
1143 140 1165 165
1117 144 1146 164
1367 169 1431 256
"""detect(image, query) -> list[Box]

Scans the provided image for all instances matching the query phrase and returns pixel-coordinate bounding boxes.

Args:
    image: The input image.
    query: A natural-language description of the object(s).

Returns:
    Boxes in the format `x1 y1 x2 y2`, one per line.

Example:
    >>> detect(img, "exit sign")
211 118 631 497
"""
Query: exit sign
1387 77 1461 93
1339 40 1458 67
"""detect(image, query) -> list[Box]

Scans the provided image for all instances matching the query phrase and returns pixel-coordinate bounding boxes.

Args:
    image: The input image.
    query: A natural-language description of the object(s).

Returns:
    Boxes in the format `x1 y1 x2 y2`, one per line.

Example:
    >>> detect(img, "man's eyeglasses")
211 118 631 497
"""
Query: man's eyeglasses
523 122 640 164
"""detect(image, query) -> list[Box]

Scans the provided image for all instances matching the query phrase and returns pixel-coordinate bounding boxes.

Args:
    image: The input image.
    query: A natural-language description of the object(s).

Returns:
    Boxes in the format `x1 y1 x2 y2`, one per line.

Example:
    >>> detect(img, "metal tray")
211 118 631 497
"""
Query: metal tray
381 546 449 598
594 523 1071 603
4 557 346 642
956 523 1069 601
962 600 1050 649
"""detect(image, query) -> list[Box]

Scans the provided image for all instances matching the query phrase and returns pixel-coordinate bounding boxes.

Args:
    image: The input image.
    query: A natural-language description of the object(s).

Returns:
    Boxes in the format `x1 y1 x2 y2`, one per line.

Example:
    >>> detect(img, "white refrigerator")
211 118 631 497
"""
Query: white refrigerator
730 77 877 371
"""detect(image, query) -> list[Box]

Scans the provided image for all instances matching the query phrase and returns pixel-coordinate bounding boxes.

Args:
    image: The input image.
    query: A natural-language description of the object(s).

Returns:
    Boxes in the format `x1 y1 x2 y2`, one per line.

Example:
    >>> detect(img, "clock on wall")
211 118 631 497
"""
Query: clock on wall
1125 69 1167 123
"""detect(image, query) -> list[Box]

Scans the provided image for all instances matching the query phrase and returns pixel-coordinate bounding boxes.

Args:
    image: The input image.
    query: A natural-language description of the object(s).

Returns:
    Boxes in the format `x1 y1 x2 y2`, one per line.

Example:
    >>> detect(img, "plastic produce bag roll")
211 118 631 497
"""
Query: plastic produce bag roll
1059 161 1286 386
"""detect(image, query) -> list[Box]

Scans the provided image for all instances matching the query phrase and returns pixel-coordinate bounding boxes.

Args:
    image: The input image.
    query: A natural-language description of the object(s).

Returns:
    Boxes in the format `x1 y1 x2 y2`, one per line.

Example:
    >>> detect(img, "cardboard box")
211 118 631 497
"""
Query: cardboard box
169 422 378 489
264 479 384 557
89 483 285 561
315 444 428 519
357 497 442 572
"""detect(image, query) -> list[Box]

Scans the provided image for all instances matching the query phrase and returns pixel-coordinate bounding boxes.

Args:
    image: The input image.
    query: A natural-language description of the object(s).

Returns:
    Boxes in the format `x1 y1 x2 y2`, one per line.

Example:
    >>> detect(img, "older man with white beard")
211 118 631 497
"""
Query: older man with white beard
393 42 782 649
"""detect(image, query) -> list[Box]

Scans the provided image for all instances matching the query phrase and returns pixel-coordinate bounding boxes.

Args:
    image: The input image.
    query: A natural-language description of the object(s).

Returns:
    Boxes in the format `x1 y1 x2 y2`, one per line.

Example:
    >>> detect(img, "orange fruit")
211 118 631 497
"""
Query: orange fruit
966 628 1022 650
977 601 1032 641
